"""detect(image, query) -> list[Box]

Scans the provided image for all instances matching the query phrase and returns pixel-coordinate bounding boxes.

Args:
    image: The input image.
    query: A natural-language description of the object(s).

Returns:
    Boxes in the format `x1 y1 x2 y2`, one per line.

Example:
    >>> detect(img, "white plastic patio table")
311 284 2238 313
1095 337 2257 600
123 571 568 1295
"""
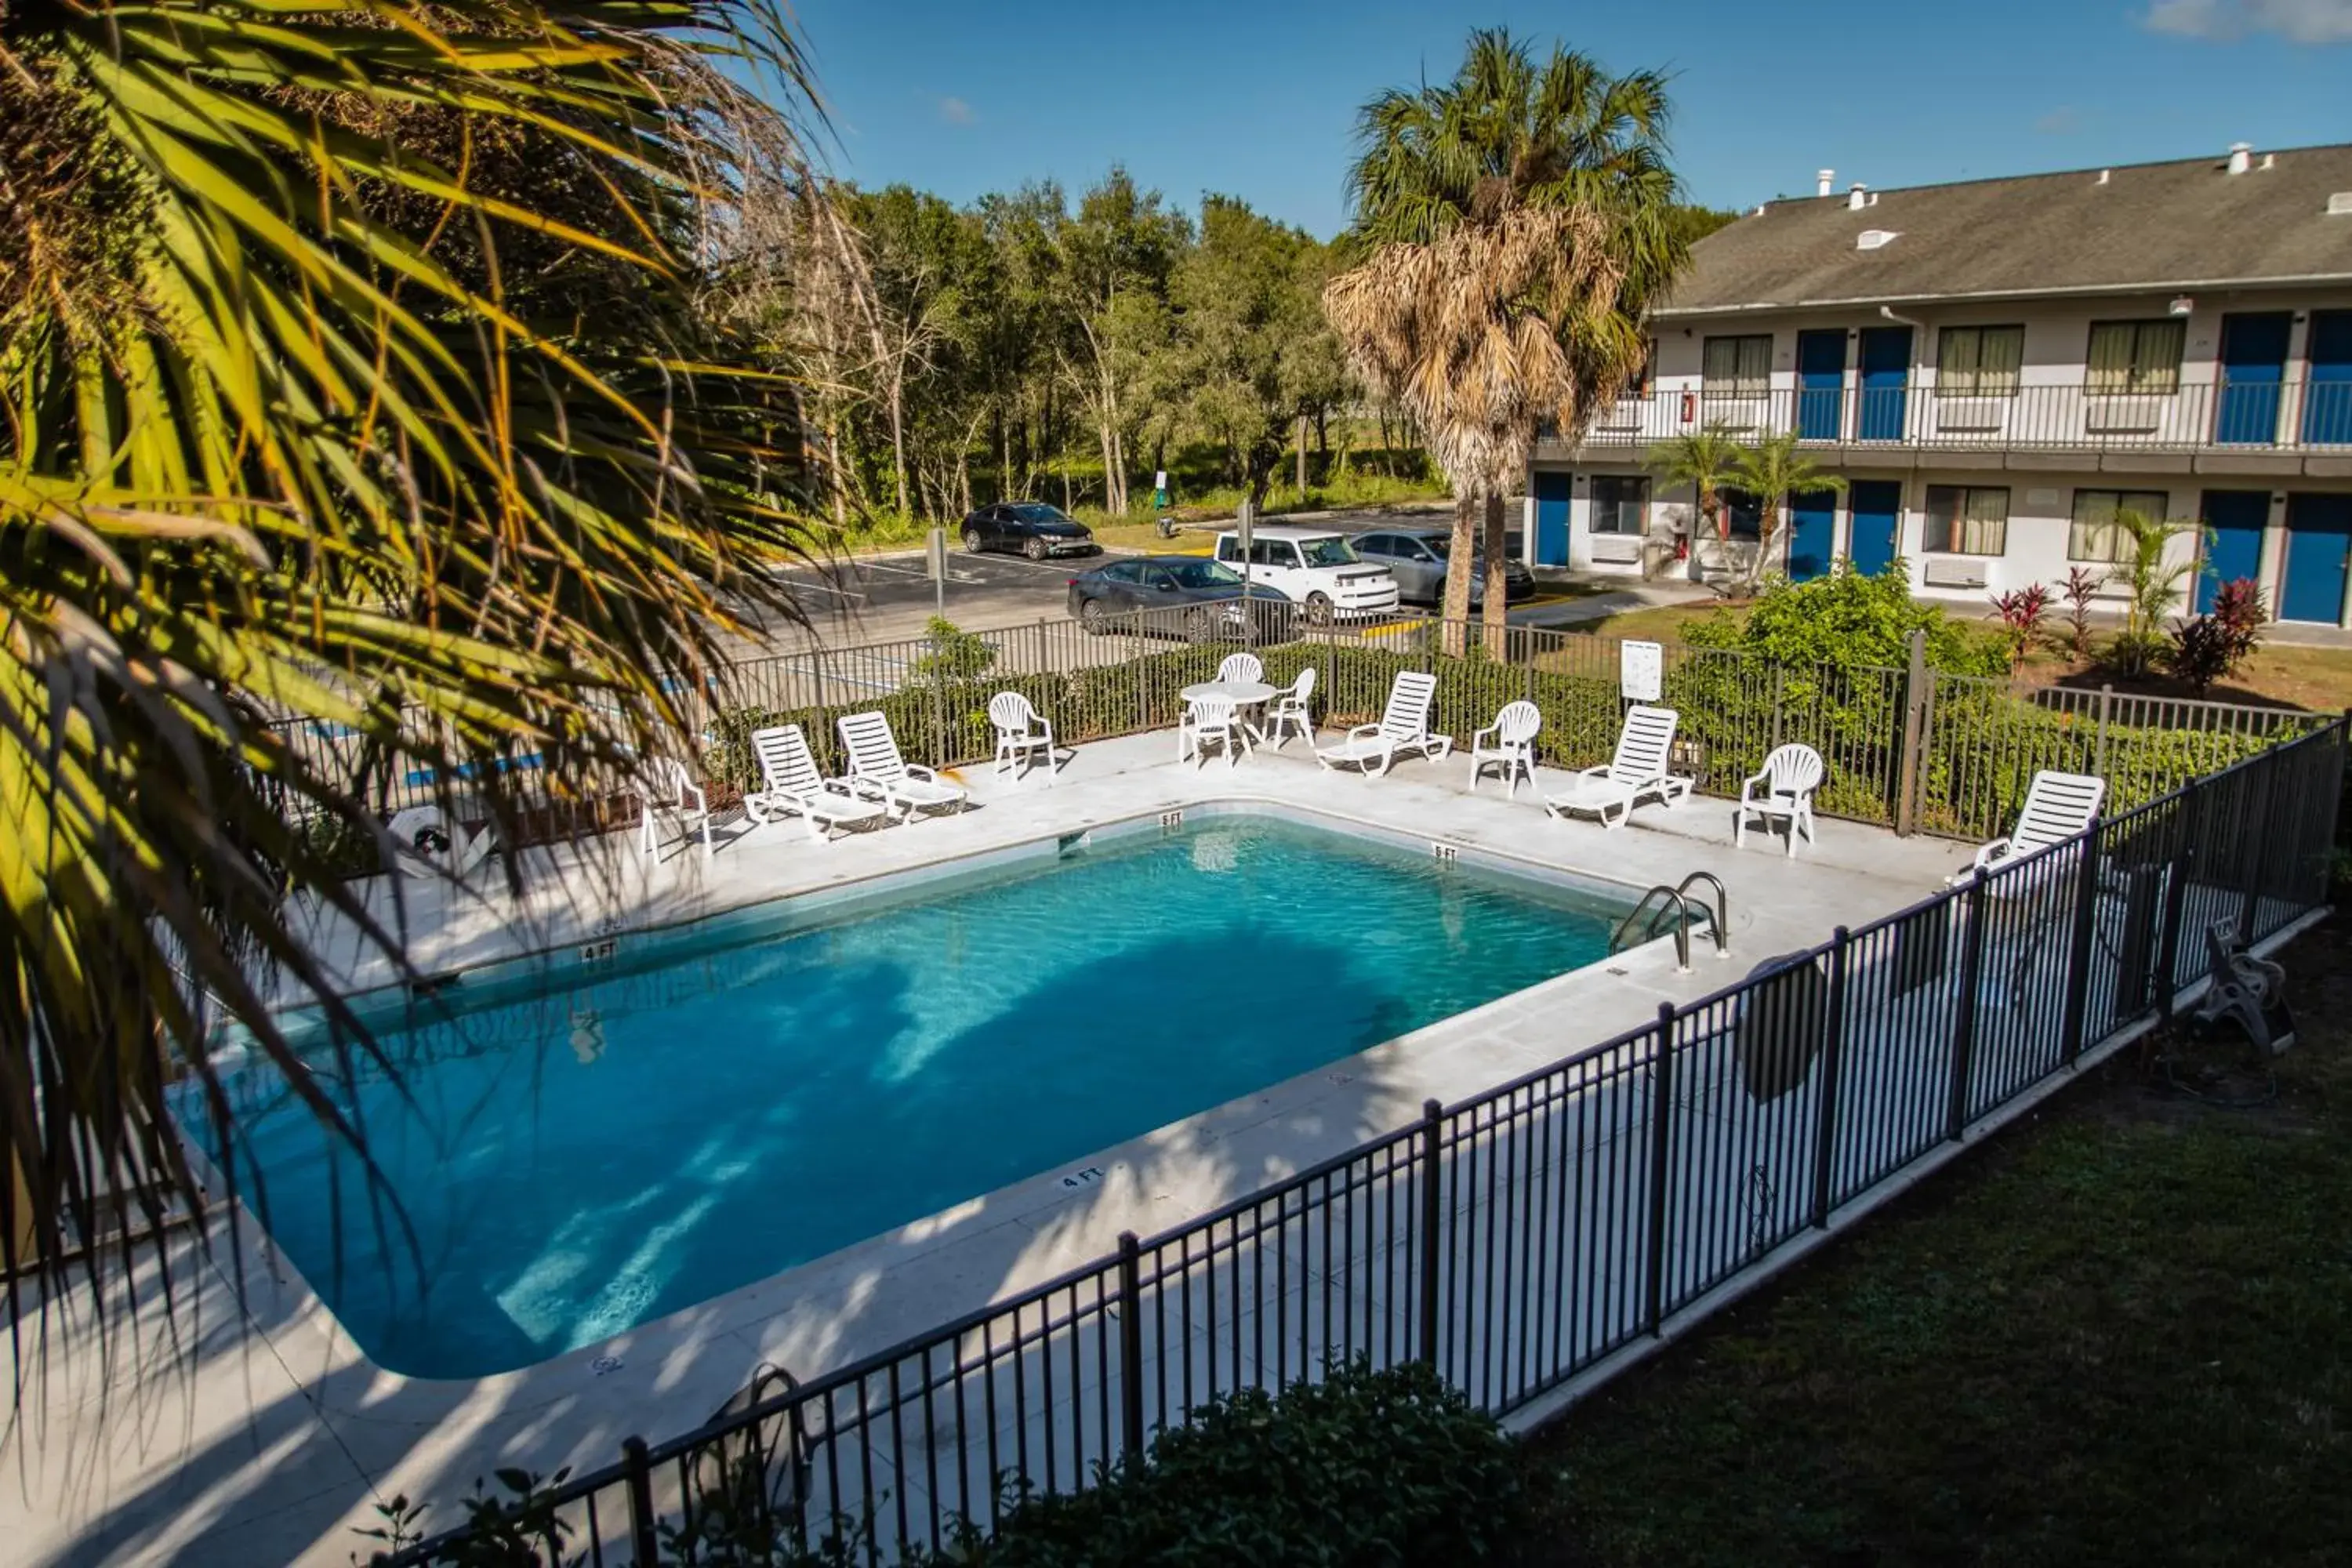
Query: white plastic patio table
1180 680 1278 751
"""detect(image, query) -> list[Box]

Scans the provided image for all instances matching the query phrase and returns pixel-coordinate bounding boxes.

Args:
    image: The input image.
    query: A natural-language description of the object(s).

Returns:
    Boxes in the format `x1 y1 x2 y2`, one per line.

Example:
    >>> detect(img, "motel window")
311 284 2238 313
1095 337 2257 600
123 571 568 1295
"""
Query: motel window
1722 487 1764 540
1702 334 1773 398
2068 488 2169 564
1590 475 1649 534
2085 319 2185 396
1621 339 1656 400
1936 325 2024 397
1924 485 2010 556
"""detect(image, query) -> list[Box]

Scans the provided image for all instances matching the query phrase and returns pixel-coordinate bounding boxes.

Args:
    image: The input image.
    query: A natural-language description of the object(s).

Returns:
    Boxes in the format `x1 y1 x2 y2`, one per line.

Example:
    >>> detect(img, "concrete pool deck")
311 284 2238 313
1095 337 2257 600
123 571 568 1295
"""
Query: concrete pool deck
3 730 1976 1566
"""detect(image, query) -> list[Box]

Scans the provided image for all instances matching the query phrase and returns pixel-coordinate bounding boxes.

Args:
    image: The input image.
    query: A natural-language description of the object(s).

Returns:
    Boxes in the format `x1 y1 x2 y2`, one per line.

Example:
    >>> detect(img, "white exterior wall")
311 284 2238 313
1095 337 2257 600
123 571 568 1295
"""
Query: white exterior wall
1537 285 2352 620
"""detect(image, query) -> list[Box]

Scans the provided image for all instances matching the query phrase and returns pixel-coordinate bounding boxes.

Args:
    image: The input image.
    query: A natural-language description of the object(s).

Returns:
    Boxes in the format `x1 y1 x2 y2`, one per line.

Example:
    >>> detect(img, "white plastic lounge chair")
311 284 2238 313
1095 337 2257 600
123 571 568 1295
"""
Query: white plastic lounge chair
1734 743 1824 858
1314 670 1452 777
837 710 968 820
387 804 500 880
1950 770 2105 885
989 691 1058 782
1468 701 1542 798
1542 706 1691 829
1179 695 1245 768
1216 652 1265 687
745 724 890 841
638 757 713 859
1265 666 1317 749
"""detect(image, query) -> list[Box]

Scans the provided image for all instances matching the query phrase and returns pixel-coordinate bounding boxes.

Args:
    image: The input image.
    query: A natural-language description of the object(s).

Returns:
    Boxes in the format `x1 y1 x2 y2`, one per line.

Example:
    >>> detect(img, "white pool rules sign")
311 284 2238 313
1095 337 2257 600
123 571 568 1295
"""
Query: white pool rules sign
1621 640 1663 703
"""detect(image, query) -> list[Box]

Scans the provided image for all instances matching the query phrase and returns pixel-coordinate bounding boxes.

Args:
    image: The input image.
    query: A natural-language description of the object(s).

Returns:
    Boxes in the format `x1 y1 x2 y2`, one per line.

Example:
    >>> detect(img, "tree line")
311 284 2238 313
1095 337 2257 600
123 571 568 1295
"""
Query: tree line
810 170 1731 527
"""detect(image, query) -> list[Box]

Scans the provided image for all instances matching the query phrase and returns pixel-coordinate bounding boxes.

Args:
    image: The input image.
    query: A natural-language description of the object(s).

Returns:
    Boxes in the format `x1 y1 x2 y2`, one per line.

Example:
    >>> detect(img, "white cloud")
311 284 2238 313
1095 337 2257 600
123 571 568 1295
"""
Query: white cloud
2144 0 2352 42
937 96 975 125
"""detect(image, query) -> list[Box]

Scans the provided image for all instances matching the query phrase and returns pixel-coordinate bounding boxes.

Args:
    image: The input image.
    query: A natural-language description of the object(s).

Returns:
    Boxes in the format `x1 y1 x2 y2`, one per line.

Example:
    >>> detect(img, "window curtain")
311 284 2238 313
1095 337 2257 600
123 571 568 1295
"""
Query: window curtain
2138 321 2186 393
1957 488 2009 554
2087 324 2134 394
1977 328 2023 394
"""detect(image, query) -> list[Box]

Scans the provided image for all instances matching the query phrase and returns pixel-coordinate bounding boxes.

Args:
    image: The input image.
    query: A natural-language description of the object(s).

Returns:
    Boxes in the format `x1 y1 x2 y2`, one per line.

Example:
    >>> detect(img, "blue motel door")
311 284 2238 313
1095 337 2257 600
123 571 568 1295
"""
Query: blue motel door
2281 493 2352 624
1845 479 1903 575
1795 330 1845 441
1786 491 1838 582
2304 311 2352 445
2196 491 2268 612
1534 469 1573 566
2215 312 2291 445
1857 327 1910 441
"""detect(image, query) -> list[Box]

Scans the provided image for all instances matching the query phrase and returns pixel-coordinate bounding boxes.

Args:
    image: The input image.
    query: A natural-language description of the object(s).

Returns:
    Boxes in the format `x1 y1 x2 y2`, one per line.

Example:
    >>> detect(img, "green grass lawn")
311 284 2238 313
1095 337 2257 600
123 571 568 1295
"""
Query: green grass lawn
1519 918 2352 1568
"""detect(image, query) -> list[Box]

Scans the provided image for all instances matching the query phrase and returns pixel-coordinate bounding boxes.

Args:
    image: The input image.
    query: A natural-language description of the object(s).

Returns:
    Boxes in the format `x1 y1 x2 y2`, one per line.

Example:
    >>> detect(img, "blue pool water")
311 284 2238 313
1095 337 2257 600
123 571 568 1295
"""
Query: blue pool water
198 814 1635 1377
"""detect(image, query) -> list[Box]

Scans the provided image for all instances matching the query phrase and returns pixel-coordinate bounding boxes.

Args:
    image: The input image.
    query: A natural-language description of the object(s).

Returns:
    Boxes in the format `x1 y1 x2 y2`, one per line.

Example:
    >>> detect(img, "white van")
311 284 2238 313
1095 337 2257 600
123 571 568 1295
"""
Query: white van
1211 526 1400 624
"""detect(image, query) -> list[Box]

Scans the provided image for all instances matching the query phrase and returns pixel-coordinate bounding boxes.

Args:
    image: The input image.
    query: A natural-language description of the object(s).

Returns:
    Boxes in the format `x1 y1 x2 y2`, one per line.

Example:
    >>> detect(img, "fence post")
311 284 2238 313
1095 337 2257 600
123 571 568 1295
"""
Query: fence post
1116 1232 1146 1466
1134 615 1149 737
622 1436 661 1567
2060 818 2104 1066
1769 664 1786 754
2093 684 2114 779
1810 928 1849 1229
1894 628 1929 837
1947 876 1988 1140
2155 781 2205 1021
1644 1003 1675 1337
1416 1098 1444 1369
2237 745 2280 939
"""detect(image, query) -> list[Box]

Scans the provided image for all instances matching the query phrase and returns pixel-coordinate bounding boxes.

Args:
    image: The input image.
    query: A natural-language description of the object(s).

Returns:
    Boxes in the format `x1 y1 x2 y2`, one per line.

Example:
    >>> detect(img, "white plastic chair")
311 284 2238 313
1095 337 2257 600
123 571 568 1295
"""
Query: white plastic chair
1179 695 1244 768
1734 743 1824 857
1543 706 1691 829
637 757 713 859
1315 670 1452 777
1266 666 1317 749
745 724 890 841
1468 701 1542 798
1216 652 1265 687
387 804 500 880
1951 770 2106 886
989 691 1057 783
837 711 968 819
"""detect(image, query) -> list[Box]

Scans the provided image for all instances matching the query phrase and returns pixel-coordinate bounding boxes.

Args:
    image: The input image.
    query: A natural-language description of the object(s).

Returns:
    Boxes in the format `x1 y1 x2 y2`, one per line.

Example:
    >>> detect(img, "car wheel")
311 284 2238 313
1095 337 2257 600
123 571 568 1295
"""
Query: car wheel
1079 598 1106 635
1023 536 1049 562
1304 592 1335 628
1182 606 1216 644
962 527 985 554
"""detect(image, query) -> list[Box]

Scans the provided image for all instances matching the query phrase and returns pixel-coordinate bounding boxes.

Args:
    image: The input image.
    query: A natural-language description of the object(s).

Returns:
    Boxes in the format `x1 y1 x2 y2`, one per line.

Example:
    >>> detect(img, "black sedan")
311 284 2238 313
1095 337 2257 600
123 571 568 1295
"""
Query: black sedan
959 501 1099 561
1066 557 1294 641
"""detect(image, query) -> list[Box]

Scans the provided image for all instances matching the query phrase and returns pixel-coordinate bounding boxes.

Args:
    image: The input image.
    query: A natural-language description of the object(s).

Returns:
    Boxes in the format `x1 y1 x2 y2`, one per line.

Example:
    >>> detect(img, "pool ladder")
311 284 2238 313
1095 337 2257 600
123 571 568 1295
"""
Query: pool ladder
1611 872 1730 973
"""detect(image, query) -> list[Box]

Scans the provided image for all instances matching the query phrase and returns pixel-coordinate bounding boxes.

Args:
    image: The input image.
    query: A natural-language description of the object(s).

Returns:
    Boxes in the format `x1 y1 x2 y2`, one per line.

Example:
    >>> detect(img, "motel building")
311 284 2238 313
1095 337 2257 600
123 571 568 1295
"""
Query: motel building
1527 142 2352 626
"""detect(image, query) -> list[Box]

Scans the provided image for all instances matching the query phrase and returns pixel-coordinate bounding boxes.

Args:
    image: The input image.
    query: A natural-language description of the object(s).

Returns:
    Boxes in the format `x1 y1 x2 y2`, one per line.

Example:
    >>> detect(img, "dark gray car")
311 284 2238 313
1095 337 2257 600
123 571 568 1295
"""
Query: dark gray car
1353 528 1535 606
960 501 1099 560
1065 557 1294 641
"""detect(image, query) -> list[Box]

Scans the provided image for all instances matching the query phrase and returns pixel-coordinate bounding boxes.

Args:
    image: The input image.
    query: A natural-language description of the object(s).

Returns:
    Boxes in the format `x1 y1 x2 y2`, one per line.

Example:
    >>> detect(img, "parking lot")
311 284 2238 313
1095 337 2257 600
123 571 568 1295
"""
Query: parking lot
718 506 1616 656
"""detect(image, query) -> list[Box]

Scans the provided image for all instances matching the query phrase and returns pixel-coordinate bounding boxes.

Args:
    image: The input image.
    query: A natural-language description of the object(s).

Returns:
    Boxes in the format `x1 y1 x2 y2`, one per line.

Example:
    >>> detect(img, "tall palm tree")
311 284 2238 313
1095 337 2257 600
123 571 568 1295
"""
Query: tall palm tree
1645 424 1748 556
1 0 844 1330
1732 431 1848 592
1336 27 1687 646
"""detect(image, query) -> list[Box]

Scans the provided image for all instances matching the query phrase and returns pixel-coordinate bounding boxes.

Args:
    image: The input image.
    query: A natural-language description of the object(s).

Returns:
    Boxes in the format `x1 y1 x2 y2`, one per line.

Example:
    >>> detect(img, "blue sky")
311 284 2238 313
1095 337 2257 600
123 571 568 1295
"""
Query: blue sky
788 0 2351 235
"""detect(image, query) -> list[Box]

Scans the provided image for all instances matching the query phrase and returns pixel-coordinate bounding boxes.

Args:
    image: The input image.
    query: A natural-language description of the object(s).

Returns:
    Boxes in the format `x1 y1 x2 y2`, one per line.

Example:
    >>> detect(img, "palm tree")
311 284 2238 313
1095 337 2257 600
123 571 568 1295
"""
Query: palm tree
2107 508 2199 674
1731 431 1849 592
1 0 843 1323
1333 27 1687 650
1646 424 1748 547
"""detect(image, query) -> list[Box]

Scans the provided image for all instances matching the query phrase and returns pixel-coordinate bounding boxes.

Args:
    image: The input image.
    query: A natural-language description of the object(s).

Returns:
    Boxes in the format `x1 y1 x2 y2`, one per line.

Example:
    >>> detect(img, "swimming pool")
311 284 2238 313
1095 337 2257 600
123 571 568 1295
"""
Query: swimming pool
198 811 1647 1377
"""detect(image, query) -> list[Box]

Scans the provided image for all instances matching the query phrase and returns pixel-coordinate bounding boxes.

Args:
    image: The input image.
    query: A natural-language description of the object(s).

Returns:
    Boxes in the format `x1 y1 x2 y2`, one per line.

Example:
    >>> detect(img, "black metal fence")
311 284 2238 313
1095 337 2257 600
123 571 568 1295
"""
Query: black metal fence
276 606 2323 852
382 715 2348 1567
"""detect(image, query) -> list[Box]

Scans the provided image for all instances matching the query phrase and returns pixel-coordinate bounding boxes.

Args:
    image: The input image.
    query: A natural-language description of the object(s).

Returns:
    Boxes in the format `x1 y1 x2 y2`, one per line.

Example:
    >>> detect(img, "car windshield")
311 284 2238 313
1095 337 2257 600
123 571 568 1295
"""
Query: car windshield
1166 559 1243 590
1007 503 1073 524
1297 535 1360 568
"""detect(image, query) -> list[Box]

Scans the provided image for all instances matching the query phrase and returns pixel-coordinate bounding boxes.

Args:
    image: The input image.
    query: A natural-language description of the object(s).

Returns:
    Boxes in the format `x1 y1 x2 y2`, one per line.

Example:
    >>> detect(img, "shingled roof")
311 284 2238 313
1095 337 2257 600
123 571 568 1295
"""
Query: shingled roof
1658 143 2352 315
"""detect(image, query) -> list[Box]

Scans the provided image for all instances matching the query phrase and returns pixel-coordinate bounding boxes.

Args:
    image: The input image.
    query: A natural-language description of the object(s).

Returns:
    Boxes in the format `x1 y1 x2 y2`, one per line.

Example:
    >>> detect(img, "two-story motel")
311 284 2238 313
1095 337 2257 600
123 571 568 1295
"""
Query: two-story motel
1529 142 2352 625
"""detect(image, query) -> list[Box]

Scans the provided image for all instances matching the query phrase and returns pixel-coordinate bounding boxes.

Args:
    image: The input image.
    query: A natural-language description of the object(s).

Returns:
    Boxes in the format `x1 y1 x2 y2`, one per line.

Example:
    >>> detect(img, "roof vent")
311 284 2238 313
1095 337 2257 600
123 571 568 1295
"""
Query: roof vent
1847 183 1868 210
2096 169 2111 185
2227 142 2253 175
1857 229 1899 251
2328 192 2352 216
1817 169 1835 198
2262 153 2275 170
